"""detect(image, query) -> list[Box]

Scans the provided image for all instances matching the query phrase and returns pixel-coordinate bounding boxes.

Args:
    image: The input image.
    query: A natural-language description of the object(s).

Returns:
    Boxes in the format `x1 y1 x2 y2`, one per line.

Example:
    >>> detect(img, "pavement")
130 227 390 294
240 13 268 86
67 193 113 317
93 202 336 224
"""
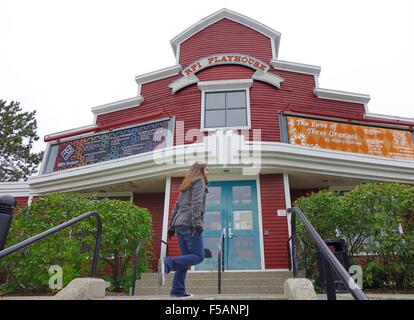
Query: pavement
2 293 414 300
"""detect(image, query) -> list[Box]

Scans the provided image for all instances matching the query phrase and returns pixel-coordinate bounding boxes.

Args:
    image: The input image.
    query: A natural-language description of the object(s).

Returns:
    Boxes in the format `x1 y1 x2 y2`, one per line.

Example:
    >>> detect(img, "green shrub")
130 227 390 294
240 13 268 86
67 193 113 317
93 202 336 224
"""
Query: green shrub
0 193 152 294
294 183 414 290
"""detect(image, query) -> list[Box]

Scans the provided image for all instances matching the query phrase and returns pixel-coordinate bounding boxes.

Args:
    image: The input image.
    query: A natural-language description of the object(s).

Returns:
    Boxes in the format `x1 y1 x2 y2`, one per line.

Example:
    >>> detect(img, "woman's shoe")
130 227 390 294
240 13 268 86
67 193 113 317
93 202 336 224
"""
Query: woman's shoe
170 292 193 297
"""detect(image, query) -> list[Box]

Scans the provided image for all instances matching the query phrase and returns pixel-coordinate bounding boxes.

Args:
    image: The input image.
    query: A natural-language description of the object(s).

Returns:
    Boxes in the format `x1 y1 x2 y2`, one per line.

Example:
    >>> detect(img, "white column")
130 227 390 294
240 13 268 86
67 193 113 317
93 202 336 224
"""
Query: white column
161 177 172 258
283 173 293 269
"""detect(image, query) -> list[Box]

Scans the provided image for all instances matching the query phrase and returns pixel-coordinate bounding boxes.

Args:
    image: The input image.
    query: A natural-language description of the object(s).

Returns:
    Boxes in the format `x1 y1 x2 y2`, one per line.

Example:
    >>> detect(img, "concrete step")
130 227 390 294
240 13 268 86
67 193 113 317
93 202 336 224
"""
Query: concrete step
134 271 291 296
137 278 288 288
134 285 285 295
140 271 292 281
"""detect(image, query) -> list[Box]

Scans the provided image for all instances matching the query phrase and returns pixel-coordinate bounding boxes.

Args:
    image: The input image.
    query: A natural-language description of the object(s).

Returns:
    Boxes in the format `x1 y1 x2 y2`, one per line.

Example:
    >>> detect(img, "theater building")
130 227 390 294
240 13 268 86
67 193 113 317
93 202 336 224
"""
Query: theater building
2 8 414 272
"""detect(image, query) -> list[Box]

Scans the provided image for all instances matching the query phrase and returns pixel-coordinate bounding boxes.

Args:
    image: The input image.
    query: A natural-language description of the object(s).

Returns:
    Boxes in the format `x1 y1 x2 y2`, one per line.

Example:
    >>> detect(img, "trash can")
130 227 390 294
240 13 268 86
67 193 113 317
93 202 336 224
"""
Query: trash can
0 195 16 251
316 239 350 293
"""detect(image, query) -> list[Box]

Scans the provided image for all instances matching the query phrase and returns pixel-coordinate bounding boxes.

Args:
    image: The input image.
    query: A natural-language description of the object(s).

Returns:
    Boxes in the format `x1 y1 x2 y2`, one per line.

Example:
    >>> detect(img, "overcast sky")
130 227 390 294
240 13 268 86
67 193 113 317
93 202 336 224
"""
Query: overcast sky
1 0 413 153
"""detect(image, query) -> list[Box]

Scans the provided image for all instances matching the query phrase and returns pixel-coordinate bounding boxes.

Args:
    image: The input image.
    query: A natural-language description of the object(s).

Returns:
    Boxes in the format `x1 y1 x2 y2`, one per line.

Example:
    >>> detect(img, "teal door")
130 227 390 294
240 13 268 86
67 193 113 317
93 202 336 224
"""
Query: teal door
196 180 262 270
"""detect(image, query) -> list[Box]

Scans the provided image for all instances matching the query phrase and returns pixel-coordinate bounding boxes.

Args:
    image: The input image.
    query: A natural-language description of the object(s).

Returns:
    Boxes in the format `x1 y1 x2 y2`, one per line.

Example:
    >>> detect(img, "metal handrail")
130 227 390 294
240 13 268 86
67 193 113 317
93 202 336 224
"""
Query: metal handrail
288 207 368 300
0 211 102 277
217 229 225 294
131 235 168 296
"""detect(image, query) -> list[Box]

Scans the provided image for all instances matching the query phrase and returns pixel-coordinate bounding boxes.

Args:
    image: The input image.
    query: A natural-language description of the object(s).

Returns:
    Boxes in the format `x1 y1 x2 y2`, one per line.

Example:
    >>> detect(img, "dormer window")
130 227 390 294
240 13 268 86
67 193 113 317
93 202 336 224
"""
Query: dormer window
198 79 252 130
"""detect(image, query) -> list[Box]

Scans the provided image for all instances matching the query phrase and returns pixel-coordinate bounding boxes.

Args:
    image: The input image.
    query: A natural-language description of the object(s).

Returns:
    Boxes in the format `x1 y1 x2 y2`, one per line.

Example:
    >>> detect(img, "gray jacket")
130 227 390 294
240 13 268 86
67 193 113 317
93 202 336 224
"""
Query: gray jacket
169 177 208 229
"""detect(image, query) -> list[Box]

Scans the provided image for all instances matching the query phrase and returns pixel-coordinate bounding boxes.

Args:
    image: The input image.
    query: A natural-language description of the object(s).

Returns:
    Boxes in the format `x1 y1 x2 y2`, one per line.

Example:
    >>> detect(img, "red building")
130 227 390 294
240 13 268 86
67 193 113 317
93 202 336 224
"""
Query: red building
2 8 414 272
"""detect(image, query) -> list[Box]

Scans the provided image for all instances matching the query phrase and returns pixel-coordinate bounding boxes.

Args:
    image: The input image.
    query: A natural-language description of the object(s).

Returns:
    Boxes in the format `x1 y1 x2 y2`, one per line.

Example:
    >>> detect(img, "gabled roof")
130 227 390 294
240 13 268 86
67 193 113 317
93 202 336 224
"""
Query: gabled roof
170 8 281 60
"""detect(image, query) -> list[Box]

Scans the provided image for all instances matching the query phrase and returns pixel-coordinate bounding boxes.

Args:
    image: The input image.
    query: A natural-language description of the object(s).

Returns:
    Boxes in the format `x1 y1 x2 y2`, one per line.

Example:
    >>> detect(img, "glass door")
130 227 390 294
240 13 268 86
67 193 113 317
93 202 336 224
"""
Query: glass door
196 180 261 270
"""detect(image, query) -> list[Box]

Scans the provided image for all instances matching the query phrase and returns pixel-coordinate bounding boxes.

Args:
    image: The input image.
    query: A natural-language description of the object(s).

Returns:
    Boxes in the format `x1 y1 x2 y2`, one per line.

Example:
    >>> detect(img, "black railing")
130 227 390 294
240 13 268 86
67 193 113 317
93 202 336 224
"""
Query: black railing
0 211 102 277
131 235 168 296
288 207 368 300
288 235 309 278
217 229 225 294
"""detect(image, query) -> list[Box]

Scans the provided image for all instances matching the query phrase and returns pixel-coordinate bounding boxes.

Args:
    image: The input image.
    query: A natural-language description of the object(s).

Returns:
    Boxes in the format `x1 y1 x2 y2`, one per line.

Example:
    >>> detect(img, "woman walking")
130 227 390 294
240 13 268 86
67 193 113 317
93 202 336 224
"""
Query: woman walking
159 162 209 297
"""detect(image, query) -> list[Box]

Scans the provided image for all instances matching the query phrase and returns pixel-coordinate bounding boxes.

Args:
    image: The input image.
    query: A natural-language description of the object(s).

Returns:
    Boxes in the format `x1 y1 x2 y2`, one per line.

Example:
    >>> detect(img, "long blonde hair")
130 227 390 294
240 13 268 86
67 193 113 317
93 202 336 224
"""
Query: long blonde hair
179 162 208 192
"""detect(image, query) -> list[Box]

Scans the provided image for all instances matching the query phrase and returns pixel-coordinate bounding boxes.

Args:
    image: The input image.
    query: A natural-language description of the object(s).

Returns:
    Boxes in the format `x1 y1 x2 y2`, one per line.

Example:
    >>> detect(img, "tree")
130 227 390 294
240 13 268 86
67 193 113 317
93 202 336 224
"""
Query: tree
0 99 43 181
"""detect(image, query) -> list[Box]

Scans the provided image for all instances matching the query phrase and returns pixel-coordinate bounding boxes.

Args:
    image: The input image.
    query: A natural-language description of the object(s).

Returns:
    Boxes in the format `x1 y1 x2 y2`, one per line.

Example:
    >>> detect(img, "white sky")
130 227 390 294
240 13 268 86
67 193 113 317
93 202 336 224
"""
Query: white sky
1 0 413 154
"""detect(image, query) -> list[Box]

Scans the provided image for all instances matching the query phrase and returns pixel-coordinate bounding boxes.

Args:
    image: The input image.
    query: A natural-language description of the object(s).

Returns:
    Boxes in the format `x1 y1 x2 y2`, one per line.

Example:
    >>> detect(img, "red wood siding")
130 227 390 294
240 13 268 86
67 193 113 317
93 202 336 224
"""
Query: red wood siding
179 18 273 67
14 196 29 215
96 63 365 145
166 177 183 258
260 174 289 269
96 74 203 146
197 64 253 81
133 192 165 270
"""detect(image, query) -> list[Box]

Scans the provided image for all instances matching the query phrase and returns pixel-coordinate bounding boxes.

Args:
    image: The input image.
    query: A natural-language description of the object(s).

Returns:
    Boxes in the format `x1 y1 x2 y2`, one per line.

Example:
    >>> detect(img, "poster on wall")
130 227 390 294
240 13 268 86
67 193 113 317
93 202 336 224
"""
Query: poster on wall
46 119 173 173
286 115 414 160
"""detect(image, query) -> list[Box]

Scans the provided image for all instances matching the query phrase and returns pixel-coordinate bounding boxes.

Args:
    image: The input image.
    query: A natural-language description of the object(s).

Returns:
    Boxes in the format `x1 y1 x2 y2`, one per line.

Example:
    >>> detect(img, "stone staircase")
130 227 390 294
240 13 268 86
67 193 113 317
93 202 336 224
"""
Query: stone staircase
133 271 292 295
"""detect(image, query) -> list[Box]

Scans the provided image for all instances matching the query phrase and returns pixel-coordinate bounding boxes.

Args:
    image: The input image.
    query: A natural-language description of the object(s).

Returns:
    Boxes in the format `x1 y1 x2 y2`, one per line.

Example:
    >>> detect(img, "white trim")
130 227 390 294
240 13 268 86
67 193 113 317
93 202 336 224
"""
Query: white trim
44 124 98 141
271 59 321 76
199 79 252 131
314 74 320 88
175 45 181 65
170 8 281 61
135 65 181 85
38 142 51 174
256 176 266 270
364 112 414 124
137 83 142 97
161 177 171 258
197 79 253 91
208 174 257 181
283 173 293 270
271 39 277 62
28 195 35 205
314 88 370 104
0 182 30 197
27 141 414 195
91 96 144 116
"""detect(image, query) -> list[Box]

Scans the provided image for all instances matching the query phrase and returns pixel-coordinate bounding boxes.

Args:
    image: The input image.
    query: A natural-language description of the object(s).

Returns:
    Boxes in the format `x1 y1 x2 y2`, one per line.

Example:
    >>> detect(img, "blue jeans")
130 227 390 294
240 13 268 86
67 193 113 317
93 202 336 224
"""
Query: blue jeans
164 226 204 295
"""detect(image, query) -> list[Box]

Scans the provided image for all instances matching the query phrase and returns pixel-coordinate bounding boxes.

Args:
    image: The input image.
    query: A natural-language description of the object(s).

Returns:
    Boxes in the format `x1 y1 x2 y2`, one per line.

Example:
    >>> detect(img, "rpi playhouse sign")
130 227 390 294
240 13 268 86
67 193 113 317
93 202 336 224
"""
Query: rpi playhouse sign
169 53 284 93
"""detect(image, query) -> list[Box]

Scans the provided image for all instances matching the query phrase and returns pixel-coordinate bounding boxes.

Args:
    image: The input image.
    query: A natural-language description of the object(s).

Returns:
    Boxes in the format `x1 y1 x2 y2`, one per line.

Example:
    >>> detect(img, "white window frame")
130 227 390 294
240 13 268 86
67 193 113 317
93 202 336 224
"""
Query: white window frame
198 79 253 131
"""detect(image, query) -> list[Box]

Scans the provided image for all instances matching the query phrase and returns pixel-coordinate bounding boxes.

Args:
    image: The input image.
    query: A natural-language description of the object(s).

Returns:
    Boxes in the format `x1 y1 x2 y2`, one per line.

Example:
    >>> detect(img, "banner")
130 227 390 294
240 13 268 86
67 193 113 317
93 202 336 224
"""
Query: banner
287 116 414 160
52 119 172 172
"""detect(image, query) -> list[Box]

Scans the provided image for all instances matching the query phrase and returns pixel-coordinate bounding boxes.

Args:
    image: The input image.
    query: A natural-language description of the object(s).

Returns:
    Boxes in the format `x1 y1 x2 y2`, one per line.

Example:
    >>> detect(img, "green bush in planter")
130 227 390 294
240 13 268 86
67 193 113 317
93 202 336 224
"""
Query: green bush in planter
294 183 414 290
0 193 152 294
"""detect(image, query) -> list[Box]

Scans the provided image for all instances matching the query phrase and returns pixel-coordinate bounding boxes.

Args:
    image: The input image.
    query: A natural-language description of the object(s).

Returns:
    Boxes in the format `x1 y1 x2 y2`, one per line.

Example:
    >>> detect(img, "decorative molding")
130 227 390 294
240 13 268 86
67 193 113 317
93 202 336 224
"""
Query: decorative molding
271 59 321 76
134 65 181 85
170 54 283 93
170 8 281 60
314 88 370 104
0 182 30 197
197 79 253 91
91 96 144 116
